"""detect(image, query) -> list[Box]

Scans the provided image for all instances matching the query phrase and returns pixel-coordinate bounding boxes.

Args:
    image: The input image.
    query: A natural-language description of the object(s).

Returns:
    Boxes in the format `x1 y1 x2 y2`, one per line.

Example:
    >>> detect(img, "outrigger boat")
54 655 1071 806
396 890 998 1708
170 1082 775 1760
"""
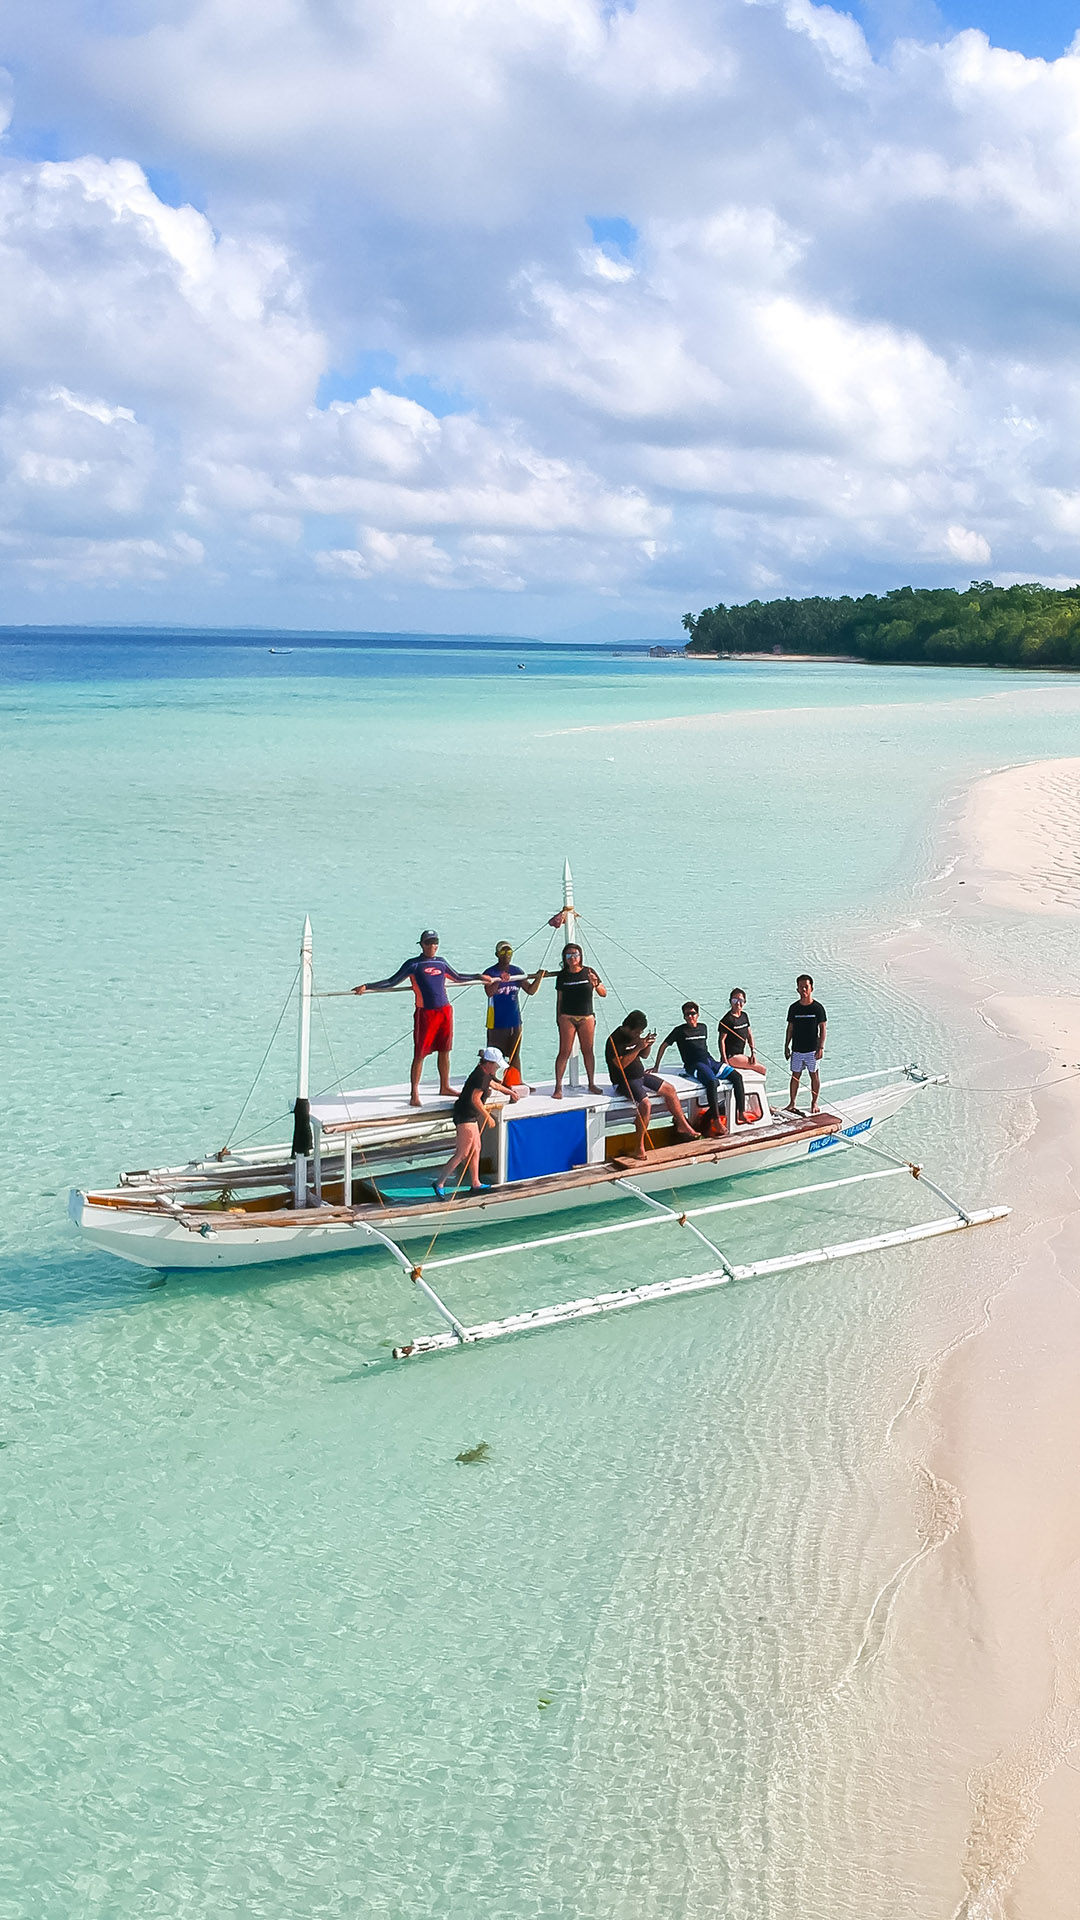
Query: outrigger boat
70 865 1009 1357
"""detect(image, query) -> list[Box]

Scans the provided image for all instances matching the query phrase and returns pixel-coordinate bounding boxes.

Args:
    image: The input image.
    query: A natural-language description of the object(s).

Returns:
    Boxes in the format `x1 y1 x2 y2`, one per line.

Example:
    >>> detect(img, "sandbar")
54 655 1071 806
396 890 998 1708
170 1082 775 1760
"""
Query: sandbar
884 757 1080 1915
958 755 1080 915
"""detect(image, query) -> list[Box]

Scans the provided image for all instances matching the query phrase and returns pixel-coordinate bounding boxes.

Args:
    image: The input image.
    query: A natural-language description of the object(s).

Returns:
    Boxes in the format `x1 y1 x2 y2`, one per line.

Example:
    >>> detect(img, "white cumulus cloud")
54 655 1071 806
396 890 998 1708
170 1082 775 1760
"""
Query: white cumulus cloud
2 1 1080 629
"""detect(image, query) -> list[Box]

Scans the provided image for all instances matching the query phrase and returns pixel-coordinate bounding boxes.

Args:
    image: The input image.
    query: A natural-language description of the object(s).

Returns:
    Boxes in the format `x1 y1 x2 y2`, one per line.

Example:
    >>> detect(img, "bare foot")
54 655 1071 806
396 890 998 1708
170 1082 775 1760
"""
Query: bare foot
587 1083 602 1096
552 1086 562 1100
676 1128 697 1143
409 1097 422 1108
810 1106 820 1116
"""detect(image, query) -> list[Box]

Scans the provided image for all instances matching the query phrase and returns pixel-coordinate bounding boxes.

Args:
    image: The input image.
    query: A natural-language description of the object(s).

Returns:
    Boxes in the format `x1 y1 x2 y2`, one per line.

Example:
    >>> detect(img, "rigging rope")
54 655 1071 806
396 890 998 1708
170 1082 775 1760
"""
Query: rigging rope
575 911 686 999
580 909 774 1073
228 918 560 1149
215 963 300 1155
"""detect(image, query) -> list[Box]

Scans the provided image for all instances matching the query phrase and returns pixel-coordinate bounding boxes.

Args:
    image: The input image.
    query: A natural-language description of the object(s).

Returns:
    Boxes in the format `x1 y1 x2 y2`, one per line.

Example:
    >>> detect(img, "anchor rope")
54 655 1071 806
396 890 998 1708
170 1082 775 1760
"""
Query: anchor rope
953 1067 1080 1095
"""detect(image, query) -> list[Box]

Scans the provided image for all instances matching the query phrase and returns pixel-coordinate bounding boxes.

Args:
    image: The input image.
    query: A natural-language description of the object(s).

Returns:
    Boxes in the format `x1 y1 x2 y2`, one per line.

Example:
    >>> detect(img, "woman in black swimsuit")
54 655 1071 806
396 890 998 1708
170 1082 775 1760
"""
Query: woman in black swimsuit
548 943 606 1098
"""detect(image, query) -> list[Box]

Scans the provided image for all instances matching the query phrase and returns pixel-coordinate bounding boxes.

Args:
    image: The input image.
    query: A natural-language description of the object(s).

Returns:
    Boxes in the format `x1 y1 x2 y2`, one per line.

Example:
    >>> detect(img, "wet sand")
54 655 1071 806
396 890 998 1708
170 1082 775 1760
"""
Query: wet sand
959 756 1080 916
886 759 1080 1916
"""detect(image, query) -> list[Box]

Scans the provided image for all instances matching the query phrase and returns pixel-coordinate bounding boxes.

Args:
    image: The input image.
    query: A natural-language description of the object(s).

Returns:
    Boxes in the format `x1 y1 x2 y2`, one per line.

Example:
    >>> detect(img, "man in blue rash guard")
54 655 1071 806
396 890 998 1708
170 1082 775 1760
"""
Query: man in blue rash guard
654 1000 750 1132
352 931 482 1107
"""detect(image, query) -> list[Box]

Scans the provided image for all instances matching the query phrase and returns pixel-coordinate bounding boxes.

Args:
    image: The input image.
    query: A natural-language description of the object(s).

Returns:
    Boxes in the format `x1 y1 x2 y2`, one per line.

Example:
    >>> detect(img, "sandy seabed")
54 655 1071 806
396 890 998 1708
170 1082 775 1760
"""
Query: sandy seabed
884 757 1080 1918
960 758 1080 919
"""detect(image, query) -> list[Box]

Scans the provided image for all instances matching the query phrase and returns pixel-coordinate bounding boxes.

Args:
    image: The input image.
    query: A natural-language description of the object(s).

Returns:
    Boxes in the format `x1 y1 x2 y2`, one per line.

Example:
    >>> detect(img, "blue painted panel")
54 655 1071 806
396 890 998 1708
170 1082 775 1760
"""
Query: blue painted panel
506 1110 589 1182
808 1116 873 1153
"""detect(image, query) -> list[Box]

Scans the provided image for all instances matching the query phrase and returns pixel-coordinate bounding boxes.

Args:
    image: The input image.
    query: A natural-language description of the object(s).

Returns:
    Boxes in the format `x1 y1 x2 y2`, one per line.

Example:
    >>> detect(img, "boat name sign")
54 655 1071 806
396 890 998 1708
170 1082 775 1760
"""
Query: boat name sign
808 1117 873 1153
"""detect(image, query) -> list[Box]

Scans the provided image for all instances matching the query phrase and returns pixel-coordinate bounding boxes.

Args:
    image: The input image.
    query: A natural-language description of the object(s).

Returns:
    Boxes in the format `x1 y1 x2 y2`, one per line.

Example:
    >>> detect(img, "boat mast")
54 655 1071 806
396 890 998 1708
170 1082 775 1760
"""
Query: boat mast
292 916 314 1204
563 859 580 1088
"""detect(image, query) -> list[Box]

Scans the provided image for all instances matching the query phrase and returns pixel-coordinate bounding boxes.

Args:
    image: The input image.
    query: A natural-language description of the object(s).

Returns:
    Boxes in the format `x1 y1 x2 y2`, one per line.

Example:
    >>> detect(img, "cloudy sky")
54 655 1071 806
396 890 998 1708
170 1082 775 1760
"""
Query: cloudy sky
2 0 1080 637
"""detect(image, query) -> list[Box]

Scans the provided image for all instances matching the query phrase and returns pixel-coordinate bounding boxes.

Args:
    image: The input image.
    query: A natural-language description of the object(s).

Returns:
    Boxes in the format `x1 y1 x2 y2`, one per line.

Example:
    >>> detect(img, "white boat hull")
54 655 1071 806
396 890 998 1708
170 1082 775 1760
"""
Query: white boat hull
70 1079 922 1272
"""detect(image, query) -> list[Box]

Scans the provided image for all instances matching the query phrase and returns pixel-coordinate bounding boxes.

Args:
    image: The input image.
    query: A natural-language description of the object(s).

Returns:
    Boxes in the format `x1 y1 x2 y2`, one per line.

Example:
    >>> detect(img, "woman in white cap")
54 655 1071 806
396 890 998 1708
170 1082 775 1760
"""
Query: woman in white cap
433 1048 524 1198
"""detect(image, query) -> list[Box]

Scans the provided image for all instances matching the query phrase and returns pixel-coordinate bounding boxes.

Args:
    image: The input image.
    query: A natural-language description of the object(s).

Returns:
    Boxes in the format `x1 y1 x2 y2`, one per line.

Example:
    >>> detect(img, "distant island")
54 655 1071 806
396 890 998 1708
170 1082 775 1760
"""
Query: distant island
682 581 1080 668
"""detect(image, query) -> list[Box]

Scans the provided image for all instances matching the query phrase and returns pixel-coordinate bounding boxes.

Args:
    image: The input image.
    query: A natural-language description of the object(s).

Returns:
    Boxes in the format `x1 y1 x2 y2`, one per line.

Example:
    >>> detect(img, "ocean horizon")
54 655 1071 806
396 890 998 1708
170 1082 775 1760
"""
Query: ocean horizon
0 625 675 651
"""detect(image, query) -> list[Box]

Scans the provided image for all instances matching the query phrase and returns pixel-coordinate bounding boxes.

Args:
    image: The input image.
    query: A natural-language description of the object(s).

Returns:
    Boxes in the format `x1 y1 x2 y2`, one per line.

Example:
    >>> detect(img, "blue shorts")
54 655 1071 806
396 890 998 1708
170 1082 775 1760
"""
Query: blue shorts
790 1050 820 1076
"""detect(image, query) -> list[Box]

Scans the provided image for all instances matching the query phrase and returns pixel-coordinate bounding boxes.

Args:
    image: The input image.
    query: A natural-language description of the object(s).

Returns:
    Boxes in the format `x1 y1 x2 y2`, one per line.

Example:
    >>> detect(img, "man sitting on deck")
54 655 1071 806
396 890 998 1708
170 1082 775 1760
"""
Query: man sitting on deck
606 1012 699 1160
352 931 482 1107
654 1001 750 1134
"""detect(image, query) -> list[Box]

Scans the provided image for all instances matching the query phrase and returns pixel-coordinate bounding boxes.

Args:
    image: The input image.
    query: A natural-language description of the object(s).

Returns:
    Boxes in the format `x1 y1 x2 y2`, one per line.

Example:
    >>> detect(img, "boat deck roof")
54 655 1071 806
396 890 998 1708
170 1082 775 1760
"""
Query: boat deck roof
310 1080 637 1132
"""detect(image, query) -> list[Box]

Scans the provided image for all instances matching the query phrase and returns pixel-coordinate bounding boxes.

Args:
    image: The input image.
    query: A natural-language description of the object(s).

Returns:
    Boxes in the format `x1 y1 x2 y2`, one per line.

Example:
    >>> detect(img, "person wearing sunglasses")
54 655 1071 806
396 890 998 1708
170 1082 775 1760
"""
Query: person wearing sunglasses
654 1000 751 1134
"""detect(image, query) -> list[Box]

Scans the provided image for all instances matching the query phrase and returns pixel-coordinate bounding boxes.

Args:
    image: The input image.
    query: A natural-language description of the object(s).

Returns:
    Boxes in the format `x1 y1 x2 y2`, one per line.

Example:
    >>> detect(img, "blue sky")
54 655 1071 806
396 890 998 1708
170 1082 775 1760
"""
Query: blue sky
2 0 1080 636
854 0 1079 58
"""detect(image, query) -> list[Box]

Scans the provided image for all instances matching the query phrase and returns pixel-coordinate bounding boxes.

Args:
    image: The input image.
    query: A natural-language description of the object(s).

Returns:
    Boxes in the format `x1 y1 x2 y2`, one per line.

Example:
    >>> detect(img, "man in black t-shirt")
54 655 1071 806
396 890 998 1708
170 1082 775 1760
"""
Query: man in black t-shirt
785 975 827 1114
654 1001 748 1130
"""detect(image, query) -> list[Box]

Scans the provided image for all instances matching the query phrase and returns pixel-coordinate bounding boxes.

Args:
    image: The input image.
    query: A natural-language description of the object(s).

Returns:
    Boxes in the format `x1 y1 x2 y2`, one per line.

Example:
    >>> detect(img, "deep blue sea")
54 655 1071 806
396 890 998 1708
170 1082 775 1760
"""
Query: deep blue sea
4 629 1080 1917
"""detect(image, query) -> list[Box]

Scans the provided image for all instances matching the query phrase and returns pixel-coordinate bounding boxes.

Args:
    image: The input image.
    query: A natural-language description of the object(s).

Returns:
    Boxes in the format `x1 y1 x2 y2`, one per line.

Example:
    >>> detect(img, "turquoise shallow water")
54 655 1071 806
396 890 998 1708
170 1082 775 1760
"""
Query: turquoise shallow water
3 634 1080 1918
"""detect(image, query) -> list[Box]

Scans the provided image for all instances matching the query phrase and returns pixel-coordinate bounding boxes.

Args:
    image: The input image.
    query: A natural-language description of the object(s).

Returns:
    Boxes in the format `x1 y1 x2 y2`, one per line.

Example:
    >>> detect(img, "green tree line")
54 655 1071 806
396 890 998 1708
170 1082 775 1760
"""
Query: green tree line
681 582 1080 668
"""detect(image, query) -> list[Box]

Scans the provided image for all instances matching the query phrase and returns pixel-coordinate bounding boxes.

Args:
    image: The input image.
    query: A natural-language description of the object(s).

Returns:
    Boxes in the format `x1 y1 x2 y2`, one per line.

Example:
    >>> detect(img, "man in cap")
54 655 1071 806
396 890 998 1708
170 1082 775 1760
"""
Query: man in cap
481 941 544 1086
352 931 482 1106
434 1047 525 1197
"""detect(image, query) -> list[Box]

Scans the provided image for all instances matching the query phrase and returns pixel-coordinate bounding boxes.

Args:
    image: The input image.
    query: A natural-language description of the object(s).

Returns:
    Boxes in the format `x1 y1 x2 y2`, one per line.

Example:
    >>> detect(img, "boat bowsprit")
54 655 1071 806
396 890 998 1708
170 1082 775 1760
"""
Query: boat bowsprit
69 875 1010 1357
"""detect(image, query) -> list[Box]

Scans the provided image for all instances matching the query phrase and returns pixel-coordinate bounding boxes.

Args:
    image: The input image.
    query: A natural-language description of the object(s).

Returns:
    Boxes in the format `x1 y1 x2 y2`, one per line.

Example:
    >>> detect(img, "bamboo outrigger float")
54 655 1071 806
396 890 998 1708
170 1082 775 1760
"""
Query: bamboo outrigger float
69 866 1010 1357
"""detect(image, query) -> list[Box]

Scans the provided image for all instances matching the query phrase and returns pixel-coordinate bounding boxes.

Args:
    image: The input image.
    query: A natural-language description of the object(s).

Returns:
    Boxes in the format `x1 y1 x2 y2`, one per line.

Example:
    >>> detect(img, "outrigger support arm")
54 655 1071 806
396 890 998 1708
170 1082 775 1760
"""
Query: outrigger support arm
613 1178 737 1280
830 1132 974 1224
410 1272 471 1346
390 1205 1011 1359
349 1220 471 1346
420 1166 910 1271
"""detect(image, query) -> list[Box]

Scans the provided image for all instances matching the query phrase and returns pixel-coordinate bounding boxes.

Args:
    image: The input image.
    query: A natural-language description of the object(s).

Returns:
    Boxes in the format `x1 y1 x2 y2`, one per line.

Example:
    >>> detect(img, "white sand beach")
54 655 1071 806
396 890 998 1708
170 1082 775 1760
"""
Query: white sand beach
889 759 1080 1915
959 756 1080 916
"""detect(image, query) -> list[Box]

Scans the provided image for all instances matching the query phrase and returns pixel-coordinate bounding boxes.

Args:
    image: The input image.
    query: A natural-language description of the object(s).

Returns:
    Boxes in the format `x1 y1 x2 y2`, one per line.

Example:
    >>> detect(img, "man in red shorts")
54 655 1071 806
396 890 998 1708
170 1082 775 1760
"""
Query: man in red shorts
352 931 482 1106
